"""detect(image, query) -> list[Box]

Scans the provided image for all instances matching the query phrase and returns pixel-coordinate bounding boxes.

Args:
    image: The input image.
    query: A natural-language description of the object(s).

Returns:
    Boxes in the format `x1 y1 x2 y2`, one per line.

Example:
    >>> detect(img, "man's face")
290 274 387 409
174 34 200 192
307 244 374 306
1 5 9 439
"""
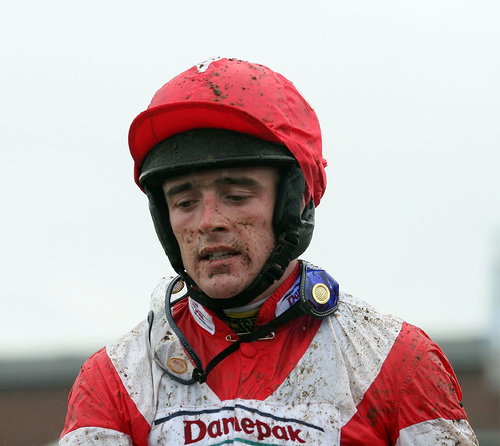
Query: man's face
163 166 278 300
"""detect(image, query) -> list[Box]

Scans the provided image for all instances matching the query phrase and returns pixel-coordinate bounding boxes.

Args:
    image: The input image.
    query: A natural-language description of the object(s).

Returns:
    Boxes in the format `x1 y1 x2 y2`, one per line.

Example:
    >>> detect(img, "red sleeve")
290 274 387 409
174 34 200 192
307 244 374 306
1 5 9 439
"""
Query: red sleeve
61 348 150 445
390 324 467 442
341 322 468 445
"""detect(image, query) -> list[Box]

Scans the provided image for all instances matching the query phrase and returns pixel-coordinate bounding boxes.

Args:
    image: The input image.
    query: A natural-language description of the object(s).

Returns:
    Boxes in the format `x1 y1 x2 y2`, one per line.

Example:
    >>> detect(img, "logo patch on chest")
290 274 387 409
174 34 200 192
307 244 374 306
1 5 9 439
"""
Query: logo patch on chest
152 401 340 445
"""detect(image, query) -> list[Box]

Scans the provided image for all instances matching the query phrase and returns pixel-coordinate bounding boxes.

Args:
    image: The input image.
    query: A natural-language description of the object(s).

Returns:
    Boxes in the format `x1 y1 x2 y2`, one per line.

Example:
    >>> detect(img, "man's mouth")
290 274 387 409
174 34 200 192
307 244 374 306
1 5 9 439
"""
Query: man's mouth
202 250 238 261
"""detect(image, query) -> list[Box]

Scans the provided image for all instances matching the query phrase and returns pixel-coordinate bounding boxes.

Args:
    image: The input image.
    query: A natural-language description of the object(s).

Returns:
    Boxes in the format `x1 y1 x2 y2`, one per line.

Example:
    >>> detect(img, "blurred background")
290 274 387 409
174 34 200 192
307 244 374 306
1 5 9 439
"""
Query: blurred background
1 1 499 444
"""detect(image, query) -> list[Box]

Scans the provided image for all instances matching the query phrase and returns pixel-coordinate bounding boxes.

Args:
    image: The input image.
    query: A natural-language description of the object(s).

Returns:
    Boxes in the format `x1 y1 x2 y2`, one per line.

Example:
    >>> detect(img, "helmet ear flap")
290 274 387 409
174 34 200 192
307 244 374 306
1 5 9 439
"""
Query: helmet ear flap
145 187 184 274
273 164 315 259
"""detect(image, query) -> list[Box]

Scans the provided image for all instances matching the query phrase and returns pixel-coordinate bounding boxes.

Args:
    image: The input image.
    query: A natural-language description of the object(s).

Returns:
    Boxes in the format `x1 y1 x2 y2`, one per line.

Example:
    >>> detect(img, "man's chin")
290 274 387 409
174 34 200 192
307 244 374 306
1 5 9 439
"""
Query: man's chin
197 275 249 300
204 287 245 300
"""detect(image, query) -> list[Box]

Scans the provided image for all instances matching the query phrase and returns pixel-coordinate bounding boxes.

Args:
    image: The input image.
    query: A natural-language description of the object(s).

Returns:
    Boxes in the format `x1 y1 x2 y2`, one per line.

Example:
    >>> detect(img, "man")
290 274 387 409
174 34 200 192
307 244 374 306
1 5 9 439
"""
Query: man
60 57 478 445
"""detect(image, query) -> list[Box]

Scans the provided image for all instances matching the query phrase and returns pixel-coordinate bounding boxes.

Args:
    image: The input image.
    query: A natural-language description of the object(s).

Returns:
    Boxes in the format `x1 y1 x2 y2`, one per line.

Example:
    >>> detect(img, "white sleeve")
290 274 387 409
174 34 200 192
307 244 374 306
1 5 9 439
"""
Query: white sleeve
59 427 133 446
395 418 478 446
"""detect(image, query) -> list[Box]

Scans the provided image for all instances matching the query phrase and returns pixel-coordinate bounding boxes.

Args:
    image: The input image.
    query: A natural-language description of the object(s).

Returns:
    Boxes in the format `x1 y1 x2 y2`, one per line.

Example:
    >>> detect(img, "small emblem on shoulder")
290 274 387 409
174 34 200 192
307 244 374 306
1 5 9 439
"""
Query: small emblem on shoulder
172 280 185 294
312 283 330 304
167 357 188 374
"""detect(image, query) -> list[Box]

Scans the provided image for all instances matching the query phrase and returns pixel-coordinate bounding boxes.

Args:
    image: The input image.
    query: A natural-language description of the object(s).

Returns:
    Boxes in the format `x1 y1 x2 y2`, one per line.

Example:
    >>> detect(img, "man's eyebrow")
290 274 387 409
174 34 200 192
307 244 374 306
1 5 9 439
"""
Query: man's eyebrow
213 176 262 188
164 182 193 197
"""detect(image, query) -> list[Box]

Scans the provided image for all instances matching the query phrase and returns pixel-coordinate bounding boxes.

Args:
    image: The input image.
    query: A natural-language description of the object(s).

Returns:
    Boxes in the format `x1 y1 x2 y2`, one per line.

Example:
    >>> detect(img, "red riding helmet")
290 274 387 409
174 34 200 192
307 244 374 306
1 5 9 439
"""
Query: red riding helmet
129 57 326 205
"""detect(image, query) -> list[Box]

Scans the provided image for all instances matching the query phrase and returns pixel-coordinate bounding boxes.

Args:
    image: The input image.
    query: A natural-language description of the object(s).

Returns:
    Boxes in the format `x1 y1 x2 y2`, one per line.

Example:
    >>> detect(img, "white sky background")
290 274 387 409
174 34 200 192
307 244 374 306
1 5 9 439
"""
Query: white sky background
1 0 499 358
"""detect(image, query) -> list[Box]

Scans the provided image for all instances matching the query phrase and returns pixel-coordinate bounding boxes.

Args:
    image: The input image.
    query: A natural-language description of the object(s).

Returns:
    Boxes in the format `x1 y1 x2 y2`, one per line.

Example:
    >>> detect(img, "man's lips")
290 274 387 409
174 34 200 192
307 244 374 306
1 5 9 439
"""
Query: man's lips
199 249 240 261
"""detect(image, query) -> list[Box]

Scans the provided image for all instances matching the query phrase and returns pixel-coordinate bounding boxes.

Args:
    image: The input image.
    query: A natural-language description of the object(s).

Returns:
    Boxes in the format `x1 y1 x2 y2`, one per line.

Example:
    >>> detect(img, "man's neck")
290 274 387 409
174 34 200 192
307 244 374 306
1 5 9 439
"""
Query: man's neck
248 259 299 305
222 260 300 334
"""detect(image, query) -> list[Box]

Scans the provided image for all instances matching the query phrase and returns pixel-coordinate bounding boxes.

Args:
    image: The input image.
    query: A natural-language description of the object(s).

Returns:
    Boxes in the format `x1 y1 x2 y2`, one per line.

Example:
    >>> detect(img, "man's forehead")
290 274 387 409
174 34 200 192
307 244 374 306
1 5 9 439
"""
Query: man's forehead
162 166 278 191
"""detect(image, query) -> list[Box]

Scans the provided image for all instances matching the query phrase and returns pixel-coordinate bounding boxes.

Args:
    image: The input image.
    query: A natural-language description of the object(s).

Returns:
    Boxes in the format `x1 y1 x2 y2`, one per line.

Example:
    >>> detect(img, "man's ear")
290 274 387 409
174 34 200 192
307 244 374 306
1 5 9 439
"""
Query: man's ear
302 188 312 212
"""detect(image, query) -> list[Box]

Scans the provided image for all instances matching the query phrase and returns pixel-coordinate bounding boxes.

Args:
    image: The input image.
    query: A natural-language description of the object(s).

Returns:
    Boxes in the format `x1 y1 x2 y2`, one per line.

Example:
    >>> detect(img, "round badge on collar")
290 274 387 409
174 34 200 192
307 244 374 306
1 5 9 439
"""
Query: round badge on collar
167 357 188 374
312 283 330 304
172 280 185 294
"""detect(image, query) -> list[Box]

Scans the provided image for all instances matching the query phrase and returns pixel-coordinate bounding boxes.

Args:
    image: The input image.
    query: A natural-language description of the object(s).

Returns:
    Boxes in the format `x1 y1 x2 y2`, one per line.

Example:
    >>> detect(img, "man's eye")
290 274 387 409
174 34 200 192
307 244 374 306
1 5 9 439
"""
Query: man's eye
176 200 195 209
227 195 248 203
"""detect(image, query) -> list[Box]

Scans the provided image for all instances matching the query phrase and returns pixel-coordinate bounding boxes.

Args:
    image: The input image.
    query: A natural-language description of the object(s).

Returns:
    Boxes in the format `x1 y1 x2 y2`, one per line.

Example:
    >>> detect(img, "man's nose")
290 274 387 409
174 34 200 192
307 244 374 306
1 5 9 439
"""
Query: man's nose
197 197 228 234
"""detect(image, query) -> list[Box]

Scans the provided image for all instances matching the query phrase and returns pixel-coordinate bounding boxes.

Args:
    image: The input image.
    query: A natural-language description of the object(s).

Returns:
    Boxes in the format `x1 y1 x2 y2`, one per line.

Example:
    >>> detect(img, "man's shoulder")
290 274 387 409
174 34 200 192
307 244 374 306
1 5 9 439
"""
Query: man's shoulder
331 291 445 384
337 291 432 345
103 319 152 372
326 291 436 366
336 291 404 327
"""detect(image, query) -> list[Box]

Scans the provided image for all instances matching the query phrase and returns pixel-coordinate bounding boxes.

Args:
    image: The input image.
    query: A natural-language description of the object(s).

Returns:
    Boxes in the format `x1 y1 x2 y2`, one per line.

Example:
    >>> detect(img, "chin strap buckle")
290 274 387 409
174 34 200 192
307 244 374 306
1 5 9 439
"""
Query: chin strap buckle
192 368 208 384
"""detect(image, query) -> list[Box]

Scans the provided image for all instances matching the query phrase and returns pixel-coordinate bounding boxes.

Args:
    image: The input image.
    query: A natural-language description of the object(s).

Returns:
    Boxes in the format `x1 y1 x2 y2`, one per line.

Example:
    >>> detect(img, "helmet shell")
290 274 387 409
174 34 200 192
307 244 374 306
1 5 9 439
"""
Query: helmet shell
129 57 327 205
